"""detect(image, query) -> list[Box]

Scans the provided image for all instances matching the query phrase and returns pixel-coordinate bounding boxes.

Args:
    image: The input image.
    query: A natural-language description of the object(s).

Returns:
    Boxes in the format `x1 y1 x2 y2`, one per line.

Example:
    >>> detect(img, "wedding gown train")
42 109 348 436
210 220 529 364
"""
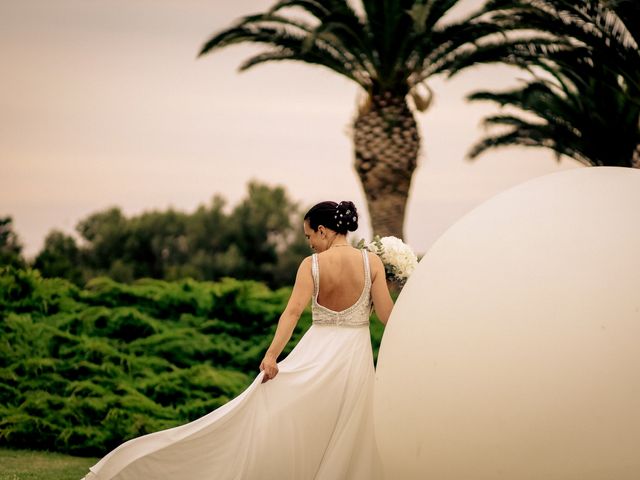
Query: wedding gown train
83 250 382 479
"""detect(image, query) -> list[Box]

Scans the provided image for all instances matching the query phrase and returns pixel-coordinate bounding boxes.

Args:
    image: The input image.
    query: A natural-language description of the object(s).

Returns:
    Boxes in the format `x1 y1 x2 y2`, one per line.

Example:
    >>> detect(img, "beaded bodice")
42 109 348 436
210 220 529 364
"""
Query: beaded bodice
311 250 372 327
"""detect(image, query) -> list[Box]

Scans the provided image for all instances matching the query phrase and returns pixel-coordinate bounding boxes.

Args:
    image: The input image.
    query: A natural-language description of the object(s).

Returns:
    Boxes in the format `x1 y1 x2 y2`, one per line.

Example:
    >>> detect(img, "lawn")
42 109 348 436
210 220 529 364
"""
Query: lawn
0 448 97 480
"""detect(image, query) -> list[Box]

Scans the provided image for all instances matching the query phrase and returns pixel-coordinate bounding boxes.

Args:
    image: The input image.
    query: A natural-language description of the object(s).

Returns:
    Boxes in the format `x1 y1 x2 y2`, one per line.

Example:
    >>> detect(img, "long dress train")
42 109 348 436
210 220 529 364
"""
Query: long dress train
83 249 382 479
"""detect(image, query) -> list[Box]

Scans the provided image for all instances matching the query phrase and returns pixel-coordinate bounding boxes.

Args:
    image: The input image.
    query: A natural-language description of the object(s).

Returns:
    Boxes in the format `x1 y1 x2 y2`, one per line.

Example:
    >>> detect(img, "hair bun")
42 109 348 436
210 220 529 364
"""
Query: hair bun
304 200 359 234
337 201 358 232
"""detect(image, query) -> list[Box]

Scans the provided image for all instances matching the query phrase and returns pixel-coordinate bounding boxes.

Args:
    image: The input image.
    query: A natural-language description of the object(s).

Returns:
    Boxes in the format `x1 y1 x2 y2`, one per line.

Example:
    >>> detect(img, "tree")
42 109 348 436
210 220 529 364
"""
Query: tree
33 230 84 285
225 181 307 285
34 182 308 287
179 195 229 280
0 216 25 268
457 0 640 167
76 207 129 275
125 209 191 280
198 0 502 238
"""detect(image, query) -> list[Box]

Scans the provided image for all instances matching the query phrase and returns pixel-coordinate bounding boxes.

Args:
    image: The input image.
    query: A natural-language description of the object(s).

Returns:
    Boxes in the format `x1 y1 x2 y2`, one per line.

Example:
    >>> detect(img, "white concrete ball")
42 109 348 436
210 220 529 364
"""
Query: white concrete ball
374 167 640 480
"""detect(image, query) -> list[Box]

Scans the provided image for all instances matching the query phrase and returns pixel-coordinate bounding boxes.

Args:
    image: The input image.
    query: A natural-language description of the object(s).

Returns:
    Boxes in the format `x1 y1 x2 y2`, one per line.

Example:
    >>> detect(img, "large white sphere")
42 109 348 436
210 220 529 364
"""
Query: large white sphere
374 167 640 480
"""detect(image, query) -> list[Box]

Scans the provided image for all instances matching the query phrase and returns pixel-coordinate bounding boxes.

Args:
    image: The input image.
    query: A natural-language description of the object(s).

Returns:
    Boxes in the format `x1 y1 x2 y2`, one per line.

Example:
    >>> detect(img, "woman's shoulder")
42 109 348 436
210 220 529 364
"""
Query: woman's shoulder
365 249 381 264
293 256 313 281
366 250 384 276
300 255 314 267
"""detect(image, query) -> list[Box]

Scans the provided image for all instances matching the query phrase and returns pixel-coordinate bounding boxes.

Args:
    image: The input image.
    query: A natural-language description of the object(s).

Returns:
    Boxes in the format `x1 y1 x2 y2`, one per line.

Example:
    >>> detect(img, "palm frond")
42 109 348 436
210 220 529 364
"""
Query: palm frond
239 47 366 85
470 67 640 167
443 37 573 77
469 113 591 165
267 0 330 19
199 12 372 88
404 19 505 81
611 0 640 46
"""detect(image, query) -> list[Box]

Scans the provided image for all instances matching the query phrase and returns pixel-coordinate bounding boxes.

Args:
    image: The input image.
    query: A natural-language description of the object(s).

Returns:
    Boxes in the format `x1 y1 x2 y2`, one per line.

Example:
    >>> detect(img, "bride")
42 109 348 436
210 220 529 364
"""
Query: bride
82 200 393 480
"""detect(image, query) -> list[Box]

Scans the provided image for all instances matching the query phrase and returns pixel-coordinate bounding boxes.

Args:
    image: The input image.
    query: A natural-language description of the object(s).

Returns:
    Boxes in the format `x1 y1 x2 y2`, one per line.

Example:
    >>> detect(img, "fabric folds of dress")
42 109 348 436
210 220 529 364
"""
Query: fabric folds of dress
83 249 382 480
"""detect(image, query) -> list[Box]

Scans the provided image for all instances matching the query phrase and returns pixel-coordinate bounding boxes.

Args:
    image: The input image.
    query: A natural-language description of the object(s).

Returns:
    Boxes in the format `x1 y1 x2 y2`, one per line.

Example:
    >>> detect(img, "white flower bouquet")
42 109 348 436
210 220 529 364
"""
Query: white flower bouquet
358 235 418 285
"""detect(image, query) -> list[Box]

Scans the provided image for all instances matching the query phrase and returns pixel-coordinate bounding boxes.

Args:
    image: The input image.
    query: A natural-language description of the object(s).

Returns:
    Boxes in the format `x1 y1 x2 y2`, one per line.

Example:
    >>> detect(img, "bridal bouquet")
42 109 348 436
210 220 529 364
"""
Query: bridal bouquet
358 235 418 284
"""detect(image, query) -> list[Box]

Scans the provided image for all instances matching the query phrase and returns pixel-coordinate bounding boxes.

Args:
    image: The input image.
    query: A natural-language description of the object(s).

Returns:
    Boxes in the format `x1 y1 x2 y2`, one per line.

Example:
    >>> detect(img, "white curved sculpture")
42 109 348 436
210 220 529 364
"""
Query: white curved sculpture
374 167 640 480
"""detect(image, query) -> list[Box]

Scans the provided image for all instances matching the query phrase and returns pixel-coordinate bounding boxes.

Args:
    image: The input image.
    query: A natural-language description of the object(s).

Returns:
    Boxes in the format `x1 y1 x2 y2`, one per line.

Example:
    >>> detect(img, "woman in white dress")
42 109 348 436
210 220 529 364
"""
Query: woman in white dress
82 200 393 480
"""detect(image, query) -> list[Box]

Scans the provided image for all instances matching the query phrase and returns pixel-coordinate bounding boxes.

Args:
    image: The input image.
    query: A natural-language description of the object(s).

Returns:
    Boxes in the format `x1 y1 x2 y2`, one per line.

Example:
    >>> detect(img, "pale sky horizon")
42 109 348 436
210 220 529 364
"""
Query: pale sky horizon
1 0 582 259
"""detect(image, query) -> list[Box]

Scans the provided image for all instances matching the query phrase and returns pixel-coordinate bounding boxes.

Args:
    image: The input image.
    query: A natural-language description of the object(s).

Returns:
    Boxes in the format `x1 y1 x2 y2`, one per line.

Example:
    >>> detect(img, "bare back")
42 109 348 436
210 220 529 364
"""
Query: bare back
314 247 369 312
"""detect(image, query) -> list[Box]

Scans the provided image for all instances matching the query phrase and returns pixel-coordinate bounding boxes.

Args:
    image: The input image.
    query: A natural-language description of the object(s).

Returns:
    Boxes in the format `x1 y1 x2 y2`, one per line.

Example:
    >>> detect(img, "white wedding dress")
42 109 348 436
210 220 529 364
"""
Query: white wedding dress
83 250 382 479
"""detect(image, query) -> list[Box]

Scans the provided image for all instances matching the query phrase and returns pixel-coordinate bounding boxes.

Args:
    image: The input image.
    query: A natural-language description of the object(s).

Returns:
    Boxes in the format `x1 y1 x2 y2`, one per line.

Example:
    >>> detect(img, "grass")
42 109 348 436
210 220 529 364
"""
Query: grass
0 448 97 480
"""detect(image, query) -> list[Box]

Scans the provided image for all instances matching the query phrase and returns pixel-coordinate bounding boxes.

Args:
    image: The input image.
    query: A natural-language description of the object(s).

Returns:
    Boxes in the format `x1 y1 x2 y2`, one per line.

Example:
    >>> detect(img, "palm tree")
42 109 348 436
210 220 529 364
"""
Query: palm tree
198 0 501 238
454 0 640 167
468 51 640 166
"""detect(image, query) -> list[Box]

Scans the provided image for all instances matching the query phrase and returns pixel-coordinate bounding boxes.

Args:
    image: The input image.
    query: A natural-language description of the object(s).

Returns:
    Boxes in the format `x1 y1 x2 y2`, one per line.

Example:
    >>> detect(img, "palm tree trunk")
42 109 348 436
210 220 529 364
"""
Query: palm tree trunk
353 92 420 239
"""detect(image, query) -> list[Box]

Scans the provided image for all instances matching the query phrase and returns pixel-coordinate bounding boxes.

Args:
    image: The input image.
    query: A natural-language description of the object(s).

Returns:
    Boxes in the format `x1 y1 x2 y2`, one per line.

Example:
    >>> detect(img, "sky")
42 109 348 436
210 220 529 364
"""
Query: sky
0 0 582 259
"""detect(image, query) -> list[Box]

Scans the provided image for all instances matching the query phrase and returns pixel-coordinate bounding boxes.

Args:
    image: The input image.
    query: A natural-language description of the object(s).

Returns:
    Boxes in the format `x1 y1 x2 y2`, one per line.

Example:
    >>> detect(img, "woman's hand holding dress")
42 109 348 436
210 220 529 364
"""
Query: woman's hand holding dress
260 354 279 383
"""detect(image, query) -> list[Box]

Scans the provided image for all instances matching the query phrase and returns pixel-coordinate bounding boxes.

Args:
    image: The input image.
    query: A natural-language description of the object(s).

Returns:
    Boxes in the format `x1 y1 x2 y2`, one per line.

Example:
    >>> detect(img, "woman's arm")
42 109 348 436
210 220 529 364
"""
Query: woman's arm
259 257 314 382
369 252 394 326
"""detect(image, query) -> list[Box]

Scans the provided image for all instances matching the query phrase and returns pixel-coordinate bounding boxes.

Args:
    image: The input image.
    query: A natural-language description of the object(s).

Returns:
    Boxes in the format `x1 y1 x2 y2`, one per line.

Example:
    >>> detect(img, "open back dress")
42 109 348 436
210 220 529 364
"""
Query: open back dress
83 249 382 479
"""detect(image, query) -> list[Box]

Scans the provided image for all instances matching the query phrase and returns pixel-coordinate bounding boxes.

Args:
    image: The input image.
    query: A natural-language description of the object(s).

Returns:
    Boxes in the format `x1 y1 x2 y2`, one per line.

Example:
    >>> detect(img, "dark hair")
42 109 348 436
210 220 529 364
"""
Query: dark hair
304 201 359 234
